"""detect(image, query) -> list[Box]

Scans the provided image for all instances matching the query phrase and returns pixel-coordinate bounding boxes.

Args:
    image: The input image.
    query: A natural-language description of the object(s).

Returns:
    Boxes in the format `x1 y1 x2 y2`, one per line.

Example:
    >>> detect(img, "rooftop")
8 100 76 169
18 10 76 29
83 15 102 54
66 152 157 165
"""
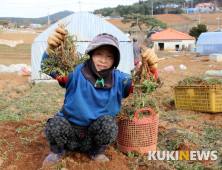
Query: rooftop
151 28 195 40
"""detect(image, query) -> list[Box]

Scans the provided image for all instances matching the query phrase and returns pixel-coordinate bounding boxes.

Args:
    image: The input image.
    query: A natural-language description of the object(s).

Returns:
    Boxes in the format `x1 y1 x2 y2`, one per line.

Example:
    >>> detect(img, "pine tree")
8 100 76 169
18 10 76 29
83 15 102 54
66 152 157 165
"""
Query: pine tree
121 13 167 31
189 24 208 41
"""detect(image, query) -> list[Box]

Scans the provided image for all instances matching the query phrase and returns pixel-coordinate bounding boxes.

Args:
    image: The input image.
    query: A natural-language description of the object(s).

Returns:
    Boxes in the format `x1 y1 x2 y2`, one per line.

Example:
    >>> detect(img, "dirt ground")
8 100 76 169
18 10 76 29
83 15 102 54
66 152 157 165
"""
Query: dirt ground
184 13 220 24
106 14 192 31
107 13 221 33
0 29 222 170
184 13 222 32
155 14 192 26
0 31 39 44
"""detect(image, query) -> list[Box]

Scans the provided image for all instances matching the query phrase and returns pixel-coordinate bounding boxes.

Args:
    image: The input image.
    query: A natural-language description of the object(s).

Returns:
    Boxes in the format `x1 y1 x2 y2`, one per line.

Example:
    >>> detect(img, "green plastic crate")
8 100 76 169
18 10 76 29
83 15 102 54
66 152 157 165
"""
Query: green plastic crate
174 85 222 113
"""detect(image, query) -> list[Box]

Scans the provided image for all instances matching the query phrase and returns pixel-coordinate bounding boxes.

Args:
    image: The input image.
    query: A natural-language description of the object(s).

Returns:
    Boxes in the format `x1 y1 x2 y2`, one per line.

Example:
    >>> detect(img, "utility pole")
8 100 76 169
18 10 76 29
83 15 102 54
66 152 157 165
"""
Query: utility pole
215 0 217 10
91 3 94 13
136 18 138 39
151 0 153 16
216 12 220 30
199 10 201 24
78 0 82 12
47 8 50 25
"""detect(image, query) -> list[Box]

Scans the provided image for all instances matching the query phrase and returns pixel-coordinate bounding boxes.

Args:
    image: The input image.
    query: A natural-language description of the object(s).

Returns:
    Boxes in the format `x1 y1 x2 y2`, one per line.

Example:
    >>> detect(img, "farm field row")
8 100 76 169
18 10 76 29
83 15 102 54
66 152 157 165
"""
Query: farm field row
0 30 221 169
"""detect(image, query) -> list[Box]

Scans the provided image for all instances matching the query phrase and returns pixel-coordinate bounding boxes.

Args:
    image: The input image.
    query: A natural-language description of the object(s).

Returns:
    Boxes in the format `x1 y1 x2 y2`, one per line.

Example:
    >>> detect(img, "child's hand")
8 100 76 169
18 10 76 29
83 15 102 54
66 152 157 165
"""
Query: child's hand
46 27 67 56
141 49 158 70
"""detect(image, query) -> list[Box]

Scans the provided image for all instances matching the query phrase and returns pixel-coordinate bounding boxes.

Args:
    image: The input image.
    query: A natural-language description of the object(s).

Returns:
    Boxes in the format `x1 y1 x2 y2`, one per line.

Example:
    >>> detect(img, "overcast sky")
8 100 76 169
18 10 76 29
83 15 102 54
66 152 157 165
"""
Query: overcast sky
0 0 140 18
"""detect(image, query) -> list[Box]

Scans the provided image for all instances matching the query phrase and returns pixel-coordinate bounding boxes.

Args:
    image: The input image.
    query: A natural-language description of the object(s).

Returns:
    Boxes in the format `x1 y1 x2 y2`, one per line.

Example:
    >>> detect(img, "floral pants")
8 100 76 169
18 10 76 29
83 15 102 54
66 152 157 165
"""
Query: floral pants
134 58 140 67
45 115 118 152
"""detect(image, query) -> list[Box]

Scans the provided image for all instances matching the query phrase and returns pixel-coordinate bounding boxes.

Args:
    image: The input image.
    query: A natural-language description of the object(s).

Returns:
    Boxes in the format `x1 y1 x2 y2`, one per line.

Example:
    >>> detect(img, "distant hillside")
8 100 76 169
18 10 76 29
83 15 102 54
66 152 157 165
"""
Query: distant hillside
38 10 74 23
0 10 74 25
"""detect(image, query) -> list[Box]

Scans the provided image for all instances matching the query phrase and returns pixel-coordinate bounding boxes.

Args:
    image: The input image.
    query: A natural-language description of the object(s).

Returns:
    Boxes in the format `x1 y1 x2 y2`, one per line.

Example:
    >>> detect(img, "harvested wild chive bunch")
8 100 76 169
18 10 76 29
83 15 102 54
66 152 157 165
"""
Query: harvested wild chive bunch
40 19 89 77
125 67 162 94
119 93 160 119
119 68 161 119
126 45 163 93
177 76 222 86
118 45 162 119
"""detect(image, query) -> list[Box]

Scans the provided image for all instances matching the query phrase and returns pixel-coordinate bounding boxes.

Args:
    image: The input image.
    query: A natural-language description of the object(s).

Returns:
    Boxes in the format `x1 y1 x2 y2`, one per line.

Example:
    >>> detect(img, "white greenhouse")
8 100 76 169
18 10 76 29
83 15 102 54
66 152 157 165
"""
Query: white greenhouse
196 32 222 56
31 12 134 81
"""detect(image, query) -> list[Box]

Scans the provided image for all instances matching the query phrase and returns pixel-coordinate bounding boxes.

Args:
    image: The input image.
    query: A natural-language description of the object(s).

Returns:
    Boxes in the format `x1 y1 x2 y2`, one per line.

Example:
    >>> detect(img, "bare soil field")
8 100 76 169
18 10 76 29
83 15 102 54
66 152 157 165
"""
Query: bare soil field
107 13 221 33
184 13 221 25
0 31 221 170
0 32 39 66
0 31 39 44
155 14 192 26
106 14 192 32
106 18 133 29
184 13 222 31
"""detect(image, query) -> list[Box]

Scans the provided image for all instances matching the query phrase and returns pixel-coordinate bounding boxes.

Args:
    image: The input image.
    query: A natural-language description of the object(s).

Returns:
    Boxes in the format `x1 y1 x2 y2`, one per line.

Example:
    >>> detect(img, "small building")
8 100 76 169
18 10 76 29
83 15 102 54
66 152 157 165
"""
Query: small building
195 3 215 10
30 24 41 28
116 16 123 19
102 16 115 20
96 14 103 18
151 28 195 51
182 7 211 14
183 8 199 13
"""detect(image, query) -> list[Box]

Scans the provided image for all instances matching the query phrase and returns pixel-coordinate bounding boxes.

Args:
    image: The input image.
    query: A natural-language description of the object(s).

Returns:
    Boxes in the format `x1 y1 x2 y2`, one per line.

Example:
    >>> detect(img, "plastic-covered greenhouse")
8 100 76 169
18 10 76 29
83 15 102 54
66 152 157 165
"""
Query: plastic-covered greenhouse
196 32 222 56
31 12 134 81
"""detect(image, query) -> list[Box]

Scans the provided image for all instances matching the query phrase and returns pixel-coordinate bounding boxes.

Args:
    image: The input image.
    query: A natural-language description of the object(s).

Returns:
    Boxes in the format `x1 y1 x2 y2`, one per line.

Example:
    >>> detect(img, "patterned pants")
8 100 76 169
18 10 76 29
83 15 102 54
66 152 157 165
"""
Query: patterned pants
45 115 118 152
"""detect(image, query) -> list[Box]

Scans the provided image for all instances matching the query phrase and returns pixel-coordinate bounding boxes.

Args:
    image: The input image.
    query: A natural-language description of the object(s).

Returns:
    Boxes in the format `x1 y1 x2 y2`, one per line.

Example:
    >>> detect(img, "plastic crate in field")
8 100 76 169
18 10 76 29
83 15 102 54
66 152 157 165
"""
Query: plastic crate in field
174 85 222 113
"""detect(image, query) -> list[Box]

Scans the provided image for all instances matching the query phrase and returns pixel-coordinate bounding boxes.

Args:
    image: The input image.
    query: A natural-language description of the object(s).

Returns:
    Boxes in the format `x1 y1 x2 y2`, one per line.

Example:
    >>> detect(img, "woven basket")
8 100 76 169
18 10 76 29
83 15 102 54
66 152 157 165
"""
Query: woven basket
117 108 159 154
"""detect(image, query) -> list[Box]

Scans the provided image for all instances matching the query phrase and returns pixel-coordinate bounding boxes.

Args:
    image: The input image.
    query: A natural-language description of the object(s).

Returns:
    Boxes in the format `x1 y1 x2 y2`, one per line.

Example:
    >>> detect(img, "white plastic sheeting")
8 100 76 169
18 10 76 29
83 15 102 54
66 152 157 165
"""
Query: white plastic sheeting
196 32 222 56
0 64 31 73
205 70 222 77
31 12 134 81
0 39 24 47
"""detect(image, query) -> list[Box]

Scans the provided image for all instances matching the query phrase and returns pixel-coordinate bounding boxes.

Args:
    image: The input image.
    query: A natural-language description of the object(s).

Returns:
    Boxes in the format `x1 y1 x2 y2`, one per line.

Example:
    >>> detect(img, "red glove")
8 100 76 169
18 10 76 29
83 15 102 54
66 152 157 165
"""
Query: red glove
150 69 158 79
53 75 68 84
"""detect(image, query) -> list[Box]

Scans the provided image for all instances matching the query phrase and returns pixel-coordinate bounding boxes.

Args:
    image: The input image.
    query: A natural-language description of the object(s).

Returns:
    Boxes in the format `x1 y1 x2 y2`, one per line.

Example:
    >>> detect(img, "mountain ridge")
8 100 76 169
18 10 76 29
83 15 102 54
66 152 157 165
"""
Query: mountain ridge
0 10 74 25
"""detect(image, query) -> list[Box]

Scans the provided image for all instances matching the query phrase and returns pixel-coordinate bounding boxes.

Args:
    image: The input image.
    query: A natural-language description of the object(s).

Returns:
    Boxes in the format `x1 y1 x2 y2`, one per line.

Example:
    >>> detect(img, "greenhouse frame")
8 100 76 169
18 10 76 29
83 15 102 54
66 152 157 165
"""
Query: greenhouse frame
196 32 222 56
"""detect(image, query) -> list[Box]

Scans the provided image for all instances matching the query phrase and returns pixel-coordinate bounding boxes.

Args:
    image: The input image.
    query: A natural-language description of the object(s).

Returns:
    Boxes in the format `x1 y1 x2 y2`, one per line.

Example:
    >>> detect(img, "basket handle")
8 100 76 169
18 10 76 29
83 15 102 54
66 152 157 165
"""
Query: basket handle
134 108 154 119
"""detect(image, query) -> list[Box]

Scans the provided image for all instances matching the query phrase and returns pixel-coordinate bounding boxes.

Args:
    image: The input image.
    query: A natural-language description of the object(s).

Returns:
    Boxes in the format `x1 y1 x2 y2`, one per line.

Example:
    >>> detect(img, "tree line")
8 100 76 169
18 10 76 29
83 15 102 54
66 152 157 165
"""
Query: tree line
94 0 217 17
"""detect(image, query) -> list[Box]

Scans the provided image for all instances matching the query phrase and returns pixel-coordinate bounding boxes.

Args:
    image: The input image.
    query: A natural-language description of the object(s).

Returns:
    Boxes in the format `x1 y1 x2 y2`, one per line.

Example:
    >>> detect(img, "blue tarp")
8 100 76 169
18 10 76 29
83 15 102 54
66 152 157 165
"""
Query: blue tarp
188 9 194 13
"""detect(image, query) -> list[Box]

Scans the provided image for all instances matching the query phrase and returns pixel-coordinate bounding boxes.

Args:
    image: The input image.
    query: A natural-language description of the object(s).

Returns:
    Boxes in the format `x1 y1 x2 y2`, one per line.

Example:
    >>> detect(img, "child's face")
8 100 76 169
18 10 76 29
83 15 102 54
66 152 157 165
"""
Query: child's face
92 45 115 71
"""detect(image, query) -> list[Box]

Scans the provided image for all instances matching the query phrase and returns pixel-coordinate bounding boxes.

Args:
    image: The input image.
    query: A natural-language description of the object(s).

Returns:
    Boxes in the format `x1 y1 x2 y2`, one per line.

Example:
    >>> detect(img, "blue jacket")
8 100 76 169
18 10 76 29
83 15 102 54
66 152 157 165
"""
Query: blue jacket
41 52 132 126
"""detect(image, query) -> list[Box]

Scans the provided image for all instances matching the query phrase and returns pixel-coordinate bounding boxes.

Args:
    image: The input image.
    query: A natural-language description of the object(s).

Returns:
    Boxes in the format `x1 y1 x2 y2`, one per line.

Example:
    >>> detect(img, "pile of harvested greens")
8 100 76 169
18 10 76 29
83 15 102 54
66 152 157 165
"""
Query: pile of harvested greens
117 46 163 119
40 20 89 77
177 75 222 86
